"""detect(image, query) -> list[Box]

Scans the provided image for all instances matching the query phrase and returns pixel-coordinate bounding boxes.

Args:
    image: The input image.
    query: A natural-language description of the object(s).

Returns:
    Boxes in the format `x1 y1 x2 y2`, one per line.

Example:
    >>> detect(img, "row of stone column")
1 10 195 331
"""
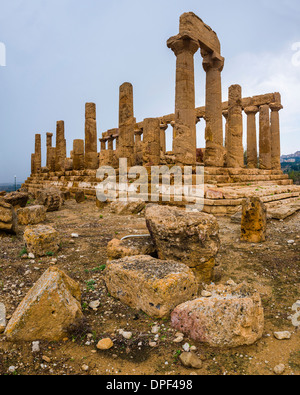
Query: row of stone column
222 86 282 170
31 103 100 174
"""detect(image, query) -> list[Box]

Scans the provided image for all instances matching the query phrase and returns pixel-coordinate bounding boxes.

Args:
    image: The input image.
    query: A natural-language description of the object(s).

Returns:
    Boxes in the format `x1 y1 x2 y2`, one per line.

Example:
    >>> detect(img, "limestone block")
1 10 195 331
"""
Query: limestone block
109 199 145 215
104 255 198 318
24 225 60 257
107 236 156 260
241 197 267 243
171 283 264 348
0 200 18 234
145 204 220 283
17 205 46 225
75 191 85 203
36 188 63 212
3 191 29 208
4 267 83 341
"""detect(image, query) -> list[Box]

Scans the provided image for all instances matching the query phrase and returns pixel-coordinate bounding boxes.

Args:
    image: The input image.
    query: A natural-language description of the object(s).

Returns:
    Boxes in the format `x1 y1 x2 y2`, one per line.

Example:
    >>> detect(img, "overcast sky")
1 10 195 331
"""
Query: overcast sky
0 0 299 183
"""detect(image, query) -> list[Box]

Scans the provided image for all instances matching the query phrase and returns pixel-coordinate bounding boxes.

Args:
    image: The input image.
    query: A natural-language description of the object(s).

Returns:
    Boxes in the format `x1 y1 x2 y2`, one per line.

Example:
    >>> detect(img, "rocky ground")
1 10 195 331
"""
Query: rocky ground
0 199 299 376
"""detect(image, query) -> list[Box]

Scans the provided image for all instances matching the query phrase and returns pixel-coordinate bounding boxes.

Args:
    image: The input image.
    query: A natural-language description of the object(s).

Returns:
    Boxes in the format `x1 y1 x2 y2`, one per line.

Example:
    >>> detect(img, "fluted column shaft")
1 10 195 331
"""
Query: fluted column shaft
270 102 283 170
259 105 272 170
244 106 259 169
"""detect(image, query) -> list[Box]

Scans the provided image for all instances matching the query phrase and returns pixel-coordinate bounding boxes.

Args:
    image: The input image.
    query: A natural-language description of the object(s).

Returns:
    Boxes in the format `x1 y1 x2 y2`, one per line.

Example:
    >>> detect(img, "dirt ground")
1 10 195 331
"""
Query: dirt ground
0 199 299 376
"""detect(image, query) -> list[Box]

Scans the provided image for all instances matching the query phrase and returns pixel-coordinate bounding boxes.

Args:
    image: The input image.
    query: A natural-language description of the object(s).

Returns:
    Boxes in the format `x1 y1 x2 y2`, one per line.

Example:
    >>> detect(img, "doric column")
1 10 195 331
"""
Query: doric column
85 102 98 169
73 139 85 170
167 33 199 165
31 153 36 174
222 110 229 151
55 120 66 172
160 123 168 154
270 102 283 170
48 147 56 172
227 85 244 168
259 105 272 170
100 138 106 151
46 132 53 169
118 82 136 166
34 134 42 173
143 118 161 166
107 136 114 151
202 50 225 167
244 106 259 169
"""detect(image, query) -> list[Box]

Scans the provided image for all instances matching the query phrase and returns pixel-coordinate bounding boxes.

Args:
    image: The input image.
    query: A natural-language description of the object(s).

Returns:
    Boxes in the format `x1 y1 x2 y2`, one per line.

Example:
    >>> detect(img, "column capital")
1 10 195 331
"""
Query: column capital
160 123 169 131
269 102 283 112
222 110 229 119
201 49 224 72
244 106 259 115
167 33 199 56
46 132 53 137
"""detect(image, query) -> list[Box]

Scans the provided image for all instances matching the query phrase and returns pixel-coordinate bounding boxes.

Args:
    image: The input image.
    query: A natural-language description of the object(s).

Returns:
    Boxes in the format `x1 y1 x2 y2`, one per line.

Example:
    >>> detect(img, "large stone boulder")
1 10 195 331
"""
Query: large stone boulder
24 225 60 257
104 255 198 318
17 205 46 225
145 204 220 283
3 191 29 208
241 197 267 243
109 199 146 215
0 200 18 234
107 236 156 260
4 267 83 341
36 188 63 212
171 283 264 348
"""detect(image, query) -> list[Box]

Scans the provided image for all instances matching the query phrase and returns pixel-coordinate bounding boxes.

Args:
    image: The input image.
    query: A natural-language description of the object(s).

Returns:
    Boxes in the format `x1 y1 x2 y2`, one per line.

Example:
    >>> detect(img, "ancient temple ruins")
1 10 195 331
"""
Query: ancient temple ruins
24 12 300 215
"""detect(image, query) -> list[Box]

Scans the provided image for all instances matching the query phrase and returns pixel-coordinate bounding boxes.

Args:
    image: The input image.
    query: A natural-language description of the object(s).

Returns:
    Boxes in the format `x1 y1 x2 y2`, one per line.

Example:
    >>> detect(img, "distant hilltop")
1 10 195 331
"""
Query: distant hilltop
280 151 300 163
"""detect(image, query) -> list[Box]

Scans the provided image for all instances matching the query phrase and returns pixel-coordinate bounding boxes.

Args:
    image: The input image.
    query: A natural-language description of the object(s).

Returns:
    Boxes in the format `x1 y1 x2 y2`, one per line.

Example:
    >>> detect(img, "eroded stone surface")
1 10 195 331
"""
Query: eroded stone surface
36 188 63 212
24 225 60 257
17 205 46 225
0 200 18 234
145 204 220 283
171 283 264 348
107 236 156 260
3 191 29 208
109 199 145 215
104 255 198 318
4 267 83 341
241 197 267 243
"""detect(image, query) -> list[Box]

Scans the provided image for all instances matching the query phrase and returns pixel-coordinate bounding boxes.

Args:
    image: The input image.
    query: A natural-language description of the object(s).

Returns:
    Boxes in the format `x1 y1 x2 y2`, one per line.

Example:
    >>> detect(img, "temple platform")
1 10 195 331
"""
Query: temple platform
22 167 300 216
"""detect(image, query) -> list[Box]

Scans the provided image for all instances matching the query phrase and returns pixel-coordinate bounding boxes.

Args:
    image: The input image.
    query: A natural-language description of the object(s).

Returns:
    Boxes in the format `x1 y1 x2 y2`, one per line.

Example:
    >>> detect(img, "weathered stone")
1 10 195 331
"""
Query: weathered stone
259 105 271 170
107 236 156 260
109 199 145 215
273 331 291 340
97 338 114 350
55 121 67 172
24 225 60 257
17 205 46 225
75 191 85 203
202 50 225 167
85 103 99 170
104 255 198 318
244 106 259 169
0 303 6 333
241 197 267 243
227 85 244 168
4 267 83 341
118 83 135 167
167 34 198 165
145 204 220 283
179 352 202 369
3 191 29 208
0 200 18 234
171 283 264 348
36 188 63 212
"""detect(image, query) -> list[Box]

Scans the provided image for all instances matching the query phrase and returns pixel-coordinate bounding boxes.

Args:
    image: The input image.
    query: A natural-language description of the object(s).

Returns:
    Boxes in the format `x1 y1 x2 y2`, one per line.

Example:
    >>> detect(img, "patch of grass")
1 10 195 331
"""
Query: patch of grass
86 279 96 291
19 247 27 257
46 251 54 257
91 265 106 272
